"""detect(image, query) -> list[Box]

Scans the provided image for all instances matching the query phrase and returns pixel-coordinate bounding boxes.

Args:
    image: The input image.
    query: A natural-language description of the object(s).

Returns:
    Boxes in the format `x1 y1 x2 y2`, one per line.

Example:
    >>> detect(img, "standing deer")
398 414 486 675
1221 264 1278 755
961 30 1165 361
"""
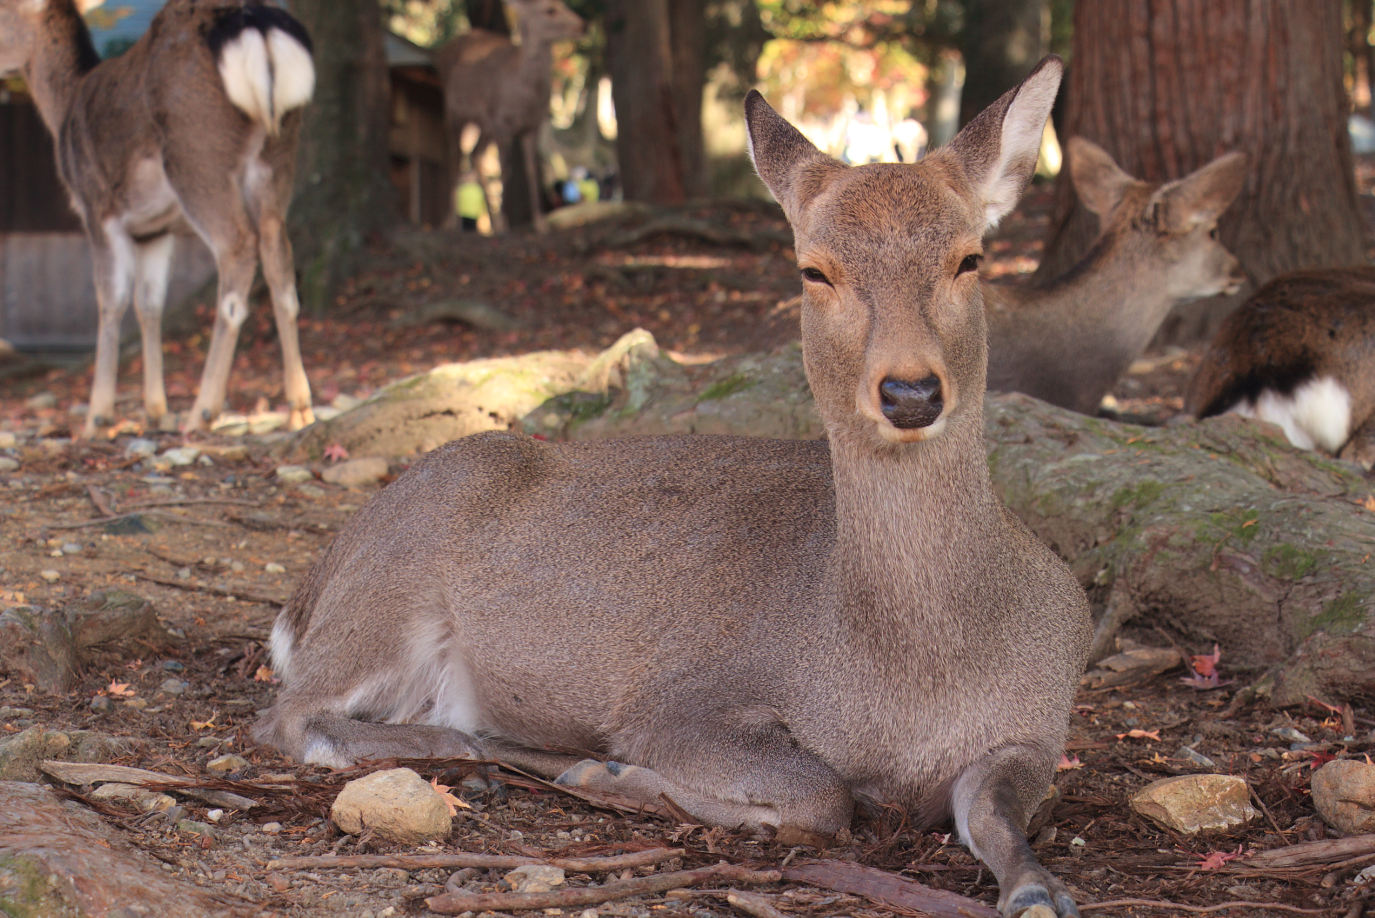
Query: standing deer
435 0 584 233
985 138 1248 414
255 57 1090 918
0 0 315 437
1186 266 1375 468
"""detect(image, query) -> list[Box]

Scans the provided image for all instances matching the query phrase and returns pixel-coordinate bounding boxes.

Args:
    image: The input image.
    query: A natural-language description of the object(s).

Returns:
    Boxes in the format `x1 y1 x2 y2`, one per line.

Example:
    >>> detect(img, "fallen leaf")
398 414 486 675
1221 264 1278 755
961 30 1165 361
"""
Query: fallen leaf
106 681 134 697
191 715 217 731
1115 729 1160 742
1190 644 1221 678
1057 754 1083 772
324 443 350 462
254 665 276 682
1196 845 1244 870
429 776 470 815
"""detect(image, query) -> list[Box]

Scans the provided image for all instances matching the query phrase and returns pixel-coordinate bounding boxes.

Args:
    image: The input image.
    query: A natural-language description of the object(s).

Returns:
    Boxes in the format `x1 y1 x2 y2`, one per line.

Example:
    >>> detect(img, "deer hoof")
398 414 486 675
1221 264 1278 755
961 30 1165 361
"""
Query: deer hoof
1005 885 1077 918
288 406 315 431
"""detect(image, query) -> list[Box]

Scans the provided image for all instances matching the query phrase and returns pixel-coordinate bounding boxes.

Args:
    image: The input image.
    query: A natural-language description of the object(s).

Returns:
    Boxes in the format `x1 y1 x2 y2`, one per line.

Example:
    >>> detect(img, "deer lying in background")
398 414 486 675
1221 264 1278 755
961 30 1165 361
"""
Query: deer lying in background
0 0 315 437
1186 266 1375 468
435 0 584 233
256 57 1090 918
985 138 1248 415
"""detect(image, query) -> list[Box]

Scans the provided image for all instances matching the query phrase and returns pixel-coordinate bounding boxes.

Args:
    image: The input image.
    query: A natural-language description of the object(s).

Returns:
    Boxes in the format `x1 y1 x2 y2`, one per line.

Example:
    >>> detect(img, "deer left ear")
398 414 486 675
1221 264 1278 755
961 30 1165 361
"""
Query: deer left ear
744 90 845 225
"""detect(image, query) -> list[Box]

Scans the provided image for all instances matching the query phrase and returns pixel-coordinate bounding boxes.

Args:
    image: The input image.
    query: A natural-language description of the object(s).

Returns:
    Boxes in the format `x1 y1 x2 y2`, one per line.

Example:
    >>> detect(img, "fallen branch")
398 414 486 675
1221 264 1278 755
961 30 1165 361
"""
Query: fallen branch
131 569 287 606
783 860 999 918
425 862 780 915
725 888 792 918
1080 899 1330 914
49 509 230 530
267 847 682 873
40 761 259 811
126 497 263 509
1244 835 1375 869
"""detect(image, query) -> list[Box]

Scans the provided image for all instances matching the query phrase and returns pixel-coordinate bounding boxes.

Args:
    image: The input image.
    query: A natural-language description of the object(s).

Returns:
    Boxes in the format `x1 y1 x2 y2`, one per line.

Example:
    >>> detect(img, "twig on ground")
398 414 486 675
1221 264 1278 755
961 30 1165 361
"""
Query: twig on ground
1250 784 1287 839
49 508 230 530
131 569 287 605
266 847 683 873
1246 835 1375 870
425 862 780 915
1080 899 1331 914
86 485 114 517
126 497 262 509
726 888 792 918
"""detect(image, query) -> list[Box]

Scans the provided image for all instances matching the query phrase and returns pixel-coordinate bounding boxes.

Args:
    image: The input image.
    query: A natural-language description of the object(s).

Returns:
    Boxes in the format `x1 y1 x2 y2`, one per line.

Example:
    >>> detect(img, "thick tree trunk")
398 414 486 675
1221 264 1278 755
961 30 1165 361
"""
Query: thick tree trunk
669 0 709 198
605 0 696 204
288 334 1375 706
286 0 394 308
1035 0 1364 344
958 0 1047 129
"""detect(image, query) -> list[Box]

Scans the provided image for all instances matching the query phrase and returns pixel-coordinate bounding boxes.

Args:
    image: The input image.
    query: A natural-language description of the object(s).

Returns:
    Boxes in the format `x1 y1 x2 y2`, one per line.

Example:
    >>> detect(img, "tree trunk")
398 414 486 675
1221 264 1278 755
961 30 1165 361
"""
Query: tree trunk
605 0 691 204
1034 0 1364 344
669 0 709 198
958 0 1047 129
286 0 394 309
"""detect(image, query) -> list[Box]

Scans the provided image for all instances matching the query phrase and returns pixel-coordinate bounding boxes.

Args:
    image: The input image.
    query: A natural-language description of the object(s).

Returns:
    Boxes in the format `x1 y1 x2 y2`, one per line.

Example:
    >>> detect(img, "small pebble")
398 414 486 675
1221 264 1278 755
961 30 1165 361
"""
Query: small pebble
1271 726 1312 744
24 391 57 410
90 695 113 714
61 543 82 554
125 438 159 458
265 562 286 574
158 678 189 696
0 431 17 449
275 465 314 484
0 457 19 473
205 809 224 823
261 822 283 835
157 447 200 467
124 698 149 711
39 569 60 582
162 660 186 672
207 754 249 774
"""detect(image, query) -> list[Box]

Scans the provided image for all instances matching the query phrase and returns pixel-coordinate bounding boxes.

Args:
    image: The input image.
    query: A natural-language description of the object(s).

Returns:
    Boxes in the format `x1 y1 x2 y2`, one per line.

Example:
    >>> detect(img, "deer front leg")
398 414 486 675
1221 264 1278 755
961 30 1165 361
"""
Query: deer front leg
952 745 1078 918
186 241 256 432
83 227 137 438
519 131 549 234
132 234 175 429
257 216 314 430
556 724 853 843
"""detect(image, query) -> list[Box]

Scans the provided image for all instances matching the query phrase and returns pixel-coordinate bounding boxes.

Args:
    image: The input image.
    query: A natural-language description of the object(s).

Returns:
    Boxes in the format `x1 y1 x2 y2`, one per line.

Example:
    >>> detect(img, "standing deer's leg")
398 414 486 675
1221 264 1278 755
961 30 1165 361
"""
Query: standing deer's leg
257 214 313 430
557 724 853 842
184 236 257 432
520 130 548 234
83 225 137 438
953 746 1079 918
131 233 175 429
473 134 506 233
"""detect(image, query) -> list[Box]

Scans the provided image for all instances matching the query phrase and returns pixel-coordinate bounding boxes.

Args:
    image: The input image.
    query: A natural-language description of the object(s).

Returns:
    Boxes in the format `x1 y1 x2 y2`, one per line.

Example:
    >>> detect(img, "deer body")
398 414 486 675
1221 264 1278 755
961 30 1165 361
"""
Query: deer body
436 0 584 233
985 139 1248 415
1186 266 1375 468
257 58 1089 918
0 0 315 436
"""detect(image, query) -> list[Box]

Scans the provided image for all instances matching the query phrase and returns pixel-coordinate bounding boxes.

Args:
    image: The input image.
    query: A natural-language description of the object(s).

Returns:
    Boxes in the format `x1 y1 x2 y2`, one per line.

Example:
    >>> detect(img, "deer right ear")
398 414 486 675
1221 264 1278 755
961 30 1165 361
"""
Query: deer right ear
745 90 844 223
946 55 1063 232
1067 137 1135 220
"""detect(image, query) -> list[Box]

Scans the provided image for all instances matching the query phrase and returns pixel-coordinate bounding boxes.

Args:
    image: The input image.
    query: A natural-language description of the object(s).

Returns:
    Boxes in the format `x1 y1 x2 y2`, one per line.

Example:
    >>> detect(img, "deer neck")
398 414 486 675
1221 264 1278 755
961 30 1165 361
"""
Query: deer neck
24 1 99 138
514 26 556 88
825 411 1002 635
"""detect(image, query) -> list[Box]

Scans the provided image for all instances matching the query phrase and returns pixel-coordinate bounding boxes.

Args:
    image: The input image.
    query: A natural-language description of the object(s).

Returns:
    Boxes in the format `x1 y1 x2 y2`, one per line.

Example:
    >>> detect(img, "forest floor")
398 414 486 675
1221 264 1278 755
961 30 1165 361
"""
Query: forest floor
2 171 1374 918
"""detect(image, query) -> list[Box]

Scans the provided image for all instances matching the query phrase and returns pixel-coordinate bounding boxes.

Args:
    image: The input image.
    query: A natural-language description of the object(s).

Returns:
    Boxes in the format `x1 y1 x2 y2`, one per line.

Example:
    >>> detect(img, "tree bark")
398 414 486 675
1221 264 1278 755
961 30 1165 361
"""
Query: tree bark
605 0 694 204
958 0 1047 129
1034 0 1364 343
669 0 709 198
286 0 394 308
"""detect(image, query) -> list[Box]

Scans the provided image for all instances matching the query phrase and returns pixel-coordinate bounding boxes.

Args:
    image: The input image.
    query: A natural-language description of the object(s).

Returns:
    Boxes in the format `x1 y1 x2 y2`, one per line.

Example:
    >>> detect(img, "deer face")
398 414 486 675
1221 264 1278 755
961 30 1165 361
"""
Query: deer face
0 0 44 75
514 0 585 43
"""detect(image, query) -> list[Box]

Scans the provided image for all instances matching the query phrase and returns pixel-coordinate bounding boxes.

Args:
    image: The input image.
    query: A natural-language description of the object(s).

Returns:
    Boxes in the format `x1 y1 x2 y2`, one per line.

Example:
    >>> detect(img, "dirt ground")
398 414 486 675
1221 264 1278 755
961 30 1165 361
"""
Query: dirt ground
2 180 1374 918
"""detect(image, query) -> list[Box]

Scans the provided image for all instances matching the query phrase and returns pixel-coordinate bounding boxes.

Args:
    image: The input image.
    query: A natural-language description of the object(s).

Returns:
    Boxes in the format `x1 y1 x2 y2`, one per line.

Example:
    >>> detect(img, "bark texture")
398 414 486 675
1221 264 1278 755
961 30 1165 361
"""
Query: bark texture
286 333 1375 705
1035 0 1364 342
287 0 394 307
958 0 1047 129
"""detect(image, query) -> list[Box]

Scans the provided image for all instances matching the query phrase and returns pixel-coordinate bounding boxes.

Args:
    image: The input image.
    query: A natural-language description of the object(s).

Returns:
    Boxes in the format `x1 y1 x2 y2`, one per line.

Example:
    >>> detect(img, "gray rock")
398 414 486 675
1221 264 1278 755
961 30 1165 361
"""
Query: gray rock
0 727 130 782
0 431 18 449
503 864 565 894
1312 760 1375 836
0 457 18 473
331 767 452 844
90 782 176 813
1174 746 1217 769
154 447 200 468
320 457 389 488
206 754 249 775
157 678 188 696
1129 774 1260 834
124 438 159 458
275 464 314 484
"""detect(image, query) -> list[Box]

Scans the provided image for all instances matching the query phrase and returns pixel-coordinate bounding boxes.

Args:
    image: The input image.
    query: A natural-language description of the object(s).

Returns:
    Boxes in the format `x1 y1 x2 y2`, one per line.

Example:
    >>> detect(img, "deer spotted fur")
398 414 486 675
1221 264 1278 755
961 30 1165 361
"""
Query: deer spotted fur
986 138 1248 414
0 0 315 436
1187 266 1375 468
255 57 1090 918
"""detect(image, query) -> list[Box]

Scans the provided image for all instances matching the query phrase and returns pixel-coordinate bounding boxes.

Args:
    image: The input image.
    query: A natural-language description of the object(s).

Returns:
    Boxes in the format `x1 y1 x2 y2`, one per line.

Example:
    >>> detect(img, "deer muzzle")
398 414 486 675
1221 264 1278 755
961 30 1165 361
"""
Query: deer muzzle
879 374 944 429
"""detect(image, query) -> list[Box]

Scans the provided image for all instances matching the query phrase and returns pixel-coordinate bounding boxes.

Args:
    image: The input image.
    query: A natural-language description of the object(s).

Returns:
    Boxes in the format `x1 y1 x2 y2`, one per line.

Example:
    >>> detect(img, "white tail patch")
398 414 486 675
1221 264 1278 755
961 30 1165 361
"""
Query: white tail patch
217 27 314 136
268 615 298 681
1232 375 1352 454
267 27 315 122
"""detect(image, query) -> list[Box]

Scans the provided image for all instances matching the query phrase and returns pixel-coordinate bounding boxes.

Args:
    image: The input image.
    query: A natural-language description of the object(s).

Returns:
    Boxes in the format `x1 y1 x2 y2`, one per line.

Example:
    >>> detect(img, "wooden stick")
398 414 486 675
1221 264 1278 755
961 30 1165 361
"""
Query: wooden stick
1245 835 1375 869
1081 899 1330 915
127 497 263 509
267 847 683 873
725 888 791 918
40 761 258 811
425 863 780 915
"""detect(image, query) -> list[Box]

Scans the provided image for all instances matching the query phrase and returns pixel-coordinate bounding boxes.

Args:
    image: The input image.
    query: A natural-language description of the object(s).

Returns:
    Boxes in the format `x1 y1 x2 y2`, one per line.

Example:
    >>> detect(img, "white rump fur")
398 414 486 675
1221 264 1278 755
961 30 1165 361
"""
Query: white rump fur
1232 376 1352 453
979 66 1059 230
217 26 314 136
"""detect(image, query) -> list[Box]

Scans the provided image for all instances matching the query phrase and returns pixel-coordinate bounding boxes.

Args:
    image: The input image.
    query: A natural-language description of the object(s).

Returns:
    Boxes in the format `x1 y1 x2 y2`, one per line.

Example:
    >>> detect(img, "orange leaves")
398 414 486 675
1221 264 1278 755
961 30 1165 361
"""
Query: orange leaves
429 777 470 816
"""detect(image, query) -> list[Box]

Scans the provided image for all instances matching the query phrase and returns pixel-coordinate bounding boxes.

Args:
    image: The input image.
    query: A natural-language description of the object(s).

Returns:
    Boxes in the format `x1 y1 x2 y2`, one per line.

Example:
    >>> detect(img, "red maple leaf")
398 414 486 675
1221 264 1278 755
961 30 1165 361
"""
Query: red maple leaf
1195 845 1244 870
324 443 350 462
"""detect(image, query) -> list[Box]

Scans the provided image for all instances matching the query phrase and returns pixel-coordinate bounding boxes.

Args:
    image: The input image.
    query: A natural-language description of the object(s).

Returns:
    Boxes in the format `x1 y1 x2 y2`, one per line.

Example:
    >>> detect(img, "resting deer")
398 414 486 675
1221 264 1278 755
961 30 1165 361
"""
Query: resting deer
1186 266 1375 468
255 57 1090 918
985 138 1248 415
435 0 584 233
0 0 315 437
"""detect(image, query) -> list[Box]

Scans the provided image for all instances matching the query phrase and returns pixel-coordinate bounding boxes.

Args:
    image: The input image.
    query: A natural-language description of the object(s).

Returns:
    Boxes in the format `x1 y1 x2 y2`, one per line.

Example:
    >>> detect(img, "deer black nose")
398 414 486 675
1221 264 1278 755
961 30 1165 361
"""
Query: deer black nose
880 375 943 429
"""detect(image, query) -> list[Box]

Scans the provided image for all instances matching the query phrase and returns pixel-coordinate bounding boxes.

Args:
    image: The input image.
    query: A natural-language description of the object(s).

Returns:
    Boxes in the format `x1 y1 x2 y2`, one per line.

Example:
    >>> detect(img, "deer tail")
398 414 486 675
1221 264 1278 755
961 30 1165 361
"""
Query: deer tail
209 7 315 136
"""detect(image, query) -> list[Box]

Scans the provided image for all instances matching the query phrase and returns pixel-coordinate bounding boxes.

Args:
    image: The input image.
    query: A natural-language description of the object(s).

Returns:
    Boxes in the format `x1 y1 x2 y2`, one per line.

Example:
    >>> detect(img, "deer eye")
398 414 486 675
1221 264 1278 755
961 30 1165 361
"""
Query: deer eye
1209 226 1219 240
800 267 832 286
957 253 983 276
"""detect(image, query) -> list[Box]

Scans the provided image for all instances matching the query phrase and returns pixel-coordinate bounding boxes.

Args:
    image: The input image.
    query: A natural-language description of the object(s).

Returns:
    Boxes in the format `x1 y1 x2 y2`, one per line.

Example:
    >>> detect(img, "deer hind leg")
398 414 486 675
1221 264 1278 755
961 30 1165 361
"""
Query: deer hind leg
83 225 137 438
131 233 176 429
953 745 1078 918
519 131 548 234
257 215 313 430
556 724 853 843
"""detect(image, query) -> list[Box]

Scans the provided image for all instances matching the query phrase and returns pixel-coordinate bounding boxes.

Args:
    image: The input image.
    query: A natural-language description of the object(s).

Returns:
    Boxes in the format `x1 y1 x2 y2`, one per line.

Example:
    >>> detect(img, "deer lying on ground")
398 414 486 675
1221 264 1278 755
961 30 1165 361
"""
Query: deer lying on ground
0 0 315 437
1186 266 1375 468
255 56 1090 918
985 138 1248 415
435 0 584 233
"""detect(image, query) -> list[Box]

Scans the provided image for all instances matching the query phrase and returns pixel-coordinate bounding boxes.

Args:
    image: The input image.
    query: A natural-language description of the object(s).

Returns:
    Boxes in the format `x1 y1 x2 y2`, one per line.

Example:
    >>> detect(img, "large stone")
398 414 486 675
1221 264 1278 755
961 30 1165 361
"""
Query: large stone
0 727 130 783
503 864 565 893
1312 760 1375 836
330 768 452 844
1129 774 1260 834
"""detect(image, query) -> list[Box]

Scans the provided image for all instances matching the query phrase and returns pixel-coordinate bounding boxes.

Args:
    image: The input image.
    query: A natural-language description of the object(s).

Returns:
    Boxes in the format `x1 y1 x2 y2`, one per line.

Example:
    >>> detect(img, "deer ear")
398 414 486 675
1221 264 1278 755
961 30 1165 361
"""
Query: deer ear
1067 137 1135 219
1149 150 1248 233
745 90 844 223
945 55 1063 232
